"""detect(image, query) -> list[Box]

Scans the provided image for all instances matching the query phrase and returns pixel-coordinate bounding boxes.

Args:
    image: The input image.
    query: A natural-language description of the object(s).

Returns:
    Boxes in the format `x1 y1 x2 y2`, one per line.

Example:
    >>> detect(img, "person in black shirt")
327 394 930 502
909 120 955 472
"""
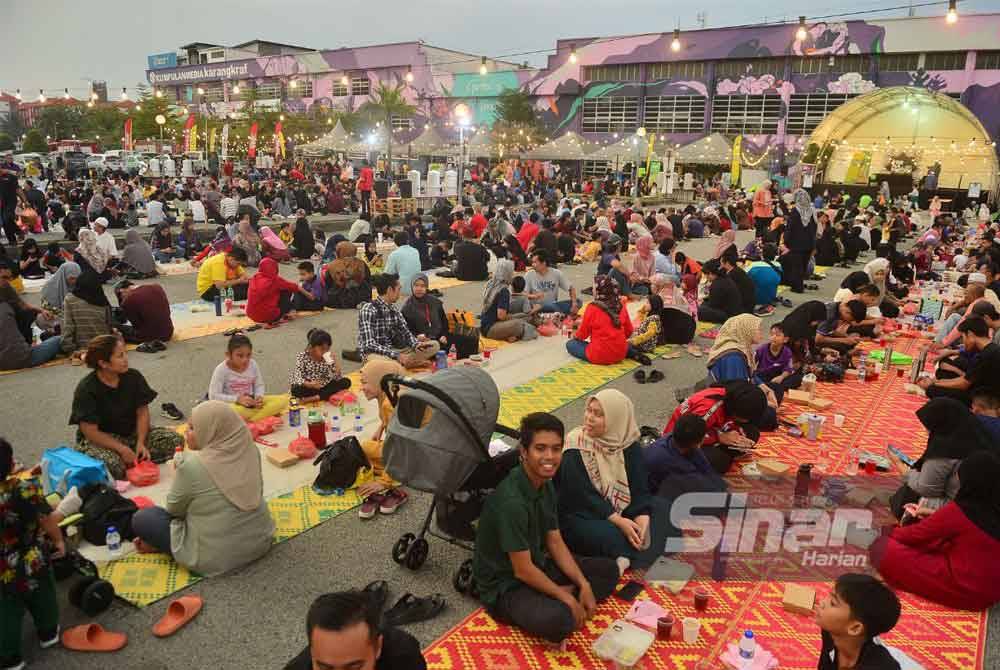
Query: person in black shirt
285 590 426 670
815 573 902 670
720 250 754 314
453 230 489 281
921 317 1000 405
24 181 48 232
699 258 743 323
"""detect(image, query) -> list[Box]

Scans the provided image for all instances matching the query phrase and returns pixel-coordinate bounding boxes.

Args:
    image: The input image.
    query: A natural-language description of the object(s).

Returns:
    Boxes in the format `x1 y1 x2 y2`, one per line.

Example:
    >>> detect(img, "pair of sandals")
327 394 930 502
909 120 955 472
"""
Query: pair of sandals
135 340 167 354
633 369 664 384
364 580 446 627
221 324 262 337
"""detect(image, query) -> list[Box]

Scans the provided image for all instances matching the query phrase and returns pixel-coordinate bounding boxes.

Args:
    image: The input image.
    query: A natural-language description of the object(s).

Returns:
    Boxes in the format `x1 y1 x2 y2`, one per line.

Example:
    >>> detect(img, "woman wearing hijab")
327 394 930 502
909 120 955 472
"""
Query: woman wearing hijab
177 218 204 259
705 313 780 426
556 389 671 572
323 241 372 309
651 273 696 345
245 257 312 324
232 218 262 267
781 188 819 293
355 357 411 516
863 257 901 317
60 269 113 355
151 222 184 263
18 238 44 279
566 275 637 365
401 274 448 346
502 234 529 272
652 212 673 242
38 262 81 327
74 228 110 277
131 400 274 575
872 451 1000 610
480 259 537 342
291 215 314 260
630 235 656 294
121 228 157 278
713 229 737 260
259 226 291 263
814 217 841 266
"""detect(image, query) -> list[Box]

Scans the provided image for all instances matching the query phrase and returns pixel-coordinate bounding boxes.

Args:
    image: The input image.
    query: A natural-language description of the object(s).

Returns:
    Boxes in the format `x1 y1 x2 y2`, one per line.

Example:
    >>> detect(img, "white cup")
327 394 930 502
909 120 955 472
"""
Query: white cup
682 617 701 643
833 414 845 428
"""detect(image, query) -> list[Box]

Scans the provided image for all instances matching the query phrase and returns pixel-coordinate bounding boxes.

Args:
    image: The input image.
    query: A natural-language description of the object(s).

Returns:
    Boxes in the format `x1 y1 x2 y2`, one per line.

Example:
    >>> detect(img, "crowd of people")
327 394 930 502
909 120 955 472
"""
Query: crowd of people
2 149 1000 670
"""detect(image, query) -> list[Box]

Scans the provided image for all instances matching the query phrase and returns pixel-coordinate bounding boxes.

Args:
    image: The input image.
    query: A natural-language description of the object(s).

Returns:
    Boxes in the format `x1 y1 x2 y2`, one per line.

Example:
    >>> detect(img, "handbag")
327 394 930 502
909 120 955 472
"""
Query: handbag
313 436 369 491
446 309 480 358
40 446 113 496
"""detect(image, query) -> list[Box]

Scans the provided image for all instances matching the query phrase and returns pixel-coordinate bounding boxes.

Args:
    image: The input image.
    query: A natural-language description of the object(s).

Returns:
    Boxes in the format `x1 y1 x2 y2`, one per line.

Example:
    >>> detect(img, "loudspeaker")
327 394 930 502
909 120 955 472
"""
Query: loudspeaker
398 180 412 198
374 179 389 199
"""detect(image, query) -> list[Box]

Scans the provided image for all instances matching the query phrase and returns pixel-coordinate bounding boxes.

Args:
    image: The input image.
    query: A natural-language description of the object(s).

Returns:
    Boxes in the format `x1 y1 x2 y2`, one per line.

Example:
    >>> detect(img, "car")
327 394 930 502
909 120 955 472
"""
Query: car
13 153 45 168
86 154 107 171
57 151 89 177
122 154 147 176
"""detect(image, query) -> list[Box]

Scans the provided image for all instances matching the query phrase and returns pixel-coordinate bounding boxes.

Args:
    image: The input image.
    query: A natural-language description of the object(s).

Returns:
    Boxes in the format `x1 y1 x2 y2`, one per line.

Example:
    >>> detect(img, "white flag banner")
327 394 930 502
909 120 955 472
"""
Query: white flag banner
221 123 230 160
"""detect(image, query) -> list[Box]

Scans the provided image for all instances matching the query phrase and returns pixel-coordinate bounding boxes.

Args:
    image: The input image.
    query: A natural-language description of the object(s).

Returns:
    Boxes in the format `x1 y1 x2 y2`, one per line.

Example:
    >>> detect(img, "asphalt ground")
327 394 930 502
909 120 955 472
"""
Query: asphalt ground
4 229 996 669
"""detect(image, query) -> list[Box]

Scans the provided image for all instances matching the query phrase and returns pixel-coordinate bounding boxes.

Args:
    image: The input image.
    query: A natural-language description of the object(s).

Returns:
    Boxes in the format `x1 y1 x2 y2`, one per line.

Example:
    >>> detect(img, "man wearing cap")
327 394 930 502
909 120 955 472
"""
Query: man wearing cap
92 218 120 259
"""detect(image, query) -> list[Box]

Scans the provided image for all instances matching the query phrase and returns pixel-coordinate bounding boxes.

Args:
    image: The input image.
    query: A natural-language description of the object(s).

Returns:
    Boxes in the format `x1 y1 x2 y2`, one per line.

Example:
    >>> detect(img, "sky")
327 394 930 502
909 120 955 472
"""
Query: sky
3 0 996 97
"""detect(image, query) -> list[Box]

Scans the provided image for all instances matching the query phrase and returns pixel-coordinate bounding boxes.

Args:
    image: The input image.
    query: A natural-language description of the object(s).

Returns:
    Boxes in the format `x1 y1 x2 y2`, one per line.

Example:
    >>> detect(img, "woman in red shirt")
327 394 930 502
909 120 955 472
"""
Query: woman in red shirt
566 275 634 365
245 258 313 324
872 451 1000 611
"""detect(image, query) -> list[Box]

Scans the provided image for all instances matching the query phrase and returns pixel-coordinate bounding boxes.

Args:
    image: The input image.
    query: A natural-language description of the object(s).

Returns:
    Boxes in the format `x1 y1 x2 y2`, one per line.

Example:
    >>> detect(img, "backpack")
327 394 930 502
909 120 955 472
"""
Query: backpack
312 436 370 492
79 483 139 546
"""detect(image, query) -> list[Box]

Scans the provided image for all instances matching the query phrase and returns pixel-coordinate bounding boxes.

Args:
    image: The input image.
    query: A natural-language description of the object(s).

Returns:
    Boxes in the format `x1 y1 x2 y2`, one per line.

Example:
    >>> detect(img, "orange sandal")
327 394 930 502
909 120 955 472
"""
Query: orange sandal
61 623 127 652
152 595 204 637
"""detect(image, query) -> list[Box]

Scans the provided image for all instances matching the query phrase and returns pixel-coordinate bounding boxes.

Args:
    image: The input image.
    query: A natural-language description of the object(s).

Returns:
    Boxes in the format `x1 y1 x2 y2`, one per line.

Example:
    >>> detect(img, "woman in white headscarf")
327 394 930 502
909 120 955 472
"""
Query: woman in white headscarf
74 228 109 275
864 257 901 318
131 400 274 576
480 258 538 341
555 389 671 572
39 261 81 325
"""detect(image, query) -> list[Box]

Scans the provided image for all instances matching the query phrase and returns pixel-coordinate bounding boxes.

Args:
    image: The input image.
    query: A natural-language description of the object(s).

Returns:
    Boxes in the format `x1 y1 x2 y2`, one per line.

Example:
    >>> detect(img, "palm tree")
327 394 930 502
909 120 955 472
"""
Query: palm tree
362 82 415 180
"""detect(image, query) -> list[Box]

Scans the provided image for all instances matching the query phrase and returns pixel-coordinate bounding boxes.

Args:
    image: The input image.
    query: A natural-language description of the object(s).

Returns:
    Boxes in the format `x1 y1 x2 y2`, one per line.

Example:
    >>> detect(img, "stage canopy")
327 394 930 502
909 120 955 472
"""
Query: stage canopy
403 125 454 156
675 133 734 165
807 86 998 193
297 120 354 154
465 130 495 159
522 131 596 160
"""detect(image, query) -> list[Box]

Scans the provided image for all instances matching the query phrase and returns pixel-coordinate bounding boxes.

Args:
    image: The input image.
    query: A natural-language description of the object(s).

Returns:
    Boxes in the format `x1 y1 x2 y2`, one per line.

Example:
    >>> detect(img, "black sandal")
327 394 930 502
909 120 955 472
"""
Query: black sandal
136 342 158 353
363 580 389 615
633 369 647 384
647 370 665 384
382 593 446 627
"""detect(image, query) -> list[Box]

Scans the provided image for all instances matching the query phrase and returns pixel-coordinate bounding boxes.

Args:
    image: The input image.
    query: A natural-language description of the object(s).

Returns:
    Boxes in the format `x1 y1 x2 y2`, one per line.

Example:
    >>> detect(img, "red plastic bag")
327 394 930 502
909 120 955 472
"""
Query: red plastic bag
126 460 160 487
289 434 317 459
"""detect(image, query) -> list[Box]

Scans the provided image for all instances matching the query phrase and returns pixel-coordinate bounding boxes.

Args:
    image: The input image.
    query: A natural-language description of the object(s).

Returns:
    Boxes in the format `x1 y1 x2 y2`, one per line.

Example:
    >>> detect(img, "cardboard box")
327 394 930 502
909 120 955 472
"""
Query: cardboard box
756 458 791 476
845 368 859 378
786 389 814 403
807 397 834 410
266 448 300 468
783 583 816 616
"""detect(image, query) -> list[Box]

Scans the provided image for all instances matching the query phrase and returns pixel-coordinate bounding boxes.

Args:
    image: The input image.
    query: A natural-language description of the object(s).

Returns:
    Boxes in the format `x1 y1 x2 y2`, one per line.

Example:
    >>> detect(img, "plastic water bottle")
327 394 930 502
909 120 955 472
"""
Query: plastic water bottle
354 414 363 434
435 350 447 371
330 413 341 440
739 630 756 659
448 344 458 365
106 526 122 557
172 446 185 471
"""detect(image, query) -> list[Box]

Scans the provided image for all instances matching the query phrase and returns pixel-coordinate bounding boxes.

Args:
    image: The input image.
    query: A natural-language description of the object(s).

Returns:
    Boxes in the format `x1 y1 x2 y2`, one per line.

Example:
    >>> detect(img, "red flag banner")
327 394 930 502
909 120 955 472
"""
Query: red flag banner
183 114 196 153
248 122 259 159
273 121 284 159
123 118 133 152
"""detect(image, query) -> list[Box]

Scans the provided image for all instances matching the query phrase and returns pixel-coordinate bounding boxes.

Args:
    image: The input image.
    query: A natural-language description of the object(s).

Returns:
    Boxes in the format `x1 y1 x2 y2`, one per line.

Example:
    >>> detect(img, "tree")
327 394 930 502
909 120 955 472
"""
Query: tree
360 83 416 177
0 133 13 151
494 88 538 127
82 106 128 147
22 129 47 153
0 113 25 141
34 105 85 140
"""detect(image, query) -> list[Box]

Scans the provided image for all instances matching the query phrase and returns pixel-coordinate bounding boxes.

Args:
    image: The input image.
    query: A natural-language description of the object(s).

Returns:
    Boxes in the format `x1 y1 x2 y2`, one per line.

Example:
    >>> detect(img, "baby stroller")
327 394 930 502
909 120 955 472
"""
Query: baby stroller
381 367 519 592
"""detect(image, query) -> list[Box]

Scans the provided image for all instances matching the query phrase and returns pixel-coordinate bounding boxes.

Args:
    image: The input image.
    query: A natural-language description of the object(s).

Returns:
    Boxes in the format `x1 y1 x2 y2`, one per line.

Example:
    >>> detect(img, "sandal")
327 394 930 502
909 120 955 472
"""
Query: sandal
221 328 240 337
363 580 389 614
136 342 158 354
686 344 703 358
382 593 447 627
633 369 647 384
647 370 665 384
246 324 262 332
152 595 203 637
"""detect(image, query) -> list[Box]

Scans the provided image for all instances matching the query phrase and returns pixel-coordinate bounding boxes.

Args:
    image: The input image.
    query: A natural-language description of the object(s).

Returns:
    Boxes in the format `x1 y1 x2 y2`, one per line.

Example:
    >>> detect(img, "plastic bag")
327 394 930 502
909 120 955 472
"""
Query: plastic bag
40 446 113 496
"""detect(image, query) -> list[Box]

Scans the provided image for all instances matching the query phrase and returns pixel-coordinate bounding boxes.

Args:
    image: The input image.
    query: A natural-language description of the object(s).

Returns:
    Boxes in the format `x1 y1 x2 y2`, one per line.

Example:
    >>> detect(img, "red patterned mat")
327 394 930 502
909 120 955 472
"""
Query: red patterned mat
424 337 990 668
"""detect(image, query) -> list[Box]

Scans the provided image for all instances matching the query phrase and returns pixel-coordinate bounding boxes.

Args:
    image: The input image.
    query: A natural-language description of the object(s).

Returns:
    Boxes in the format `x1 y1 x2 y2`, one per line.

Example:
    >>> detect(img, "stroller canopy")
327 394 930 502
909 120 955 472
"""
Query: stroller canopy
383 367 500 496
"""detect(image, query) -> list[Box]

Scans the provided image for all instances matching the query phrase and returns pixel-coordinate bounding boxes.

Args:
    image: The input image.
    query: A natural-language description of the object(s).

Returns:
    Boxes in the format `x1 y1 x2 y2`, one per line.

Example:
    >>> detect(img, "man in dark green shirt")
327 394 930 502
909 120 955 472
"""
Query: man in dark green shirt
472 412 619 646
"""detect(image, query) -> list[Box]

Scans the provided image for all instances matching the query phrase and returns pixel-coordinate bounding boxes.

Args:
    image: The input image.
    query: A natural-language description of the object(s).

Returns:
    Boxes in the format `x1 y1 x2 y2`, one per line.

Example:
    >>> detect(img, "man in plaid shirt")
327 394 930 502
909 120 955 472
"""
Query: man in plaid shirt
355 273 440 368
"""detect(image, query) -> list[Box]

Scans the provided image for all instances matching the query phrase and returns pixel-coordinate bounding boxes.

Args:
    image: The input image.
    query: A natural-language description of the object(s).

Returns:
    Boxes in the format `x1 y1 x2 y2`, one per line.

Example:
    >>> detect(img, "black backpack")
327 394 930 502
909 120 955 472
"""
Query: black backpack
313 436 370 491
79 483 139 545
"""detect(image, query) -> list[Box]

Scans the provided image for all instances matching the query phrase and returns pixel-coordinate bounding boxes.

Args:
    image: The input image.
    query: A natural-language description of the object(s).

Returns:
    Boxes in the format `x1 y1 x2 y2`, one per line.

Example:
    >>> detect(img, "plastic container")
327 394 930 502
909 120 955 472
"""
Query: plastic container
739 630 756 659
435 350 447 371
172 446 185 471
448 344 458 364
794 464 812 507
657 614 675 640
816 442 832 472
681 617 701 643
214 294 222 316
307 413 327 450
593 620 654 668
106 526 122 556
288 399 301 428
694 587 710 611
354 414 363 433
330 414 341 440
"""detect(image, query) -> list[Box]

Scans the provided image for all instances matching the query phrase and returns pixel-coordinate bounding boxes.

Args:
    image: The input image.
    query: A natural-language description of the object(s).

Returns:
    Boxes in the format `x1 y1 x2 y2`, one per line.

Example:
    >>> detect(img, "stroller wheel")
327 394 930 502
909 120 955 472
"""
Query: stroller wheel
453 559 474 594
392 533 415 565
404 538 429 570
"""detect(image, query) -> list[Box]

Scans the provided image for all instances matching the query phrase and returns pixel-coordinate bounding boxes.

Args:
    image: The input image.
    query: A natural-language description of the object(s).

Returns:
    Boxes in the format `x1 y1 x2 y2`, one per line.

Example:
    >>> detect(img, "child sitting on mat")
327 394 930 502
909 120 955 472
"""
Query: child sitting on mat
629 294 663 354
814 573 912 670
289 329 351 403
508 275 532 317
208 333 288 421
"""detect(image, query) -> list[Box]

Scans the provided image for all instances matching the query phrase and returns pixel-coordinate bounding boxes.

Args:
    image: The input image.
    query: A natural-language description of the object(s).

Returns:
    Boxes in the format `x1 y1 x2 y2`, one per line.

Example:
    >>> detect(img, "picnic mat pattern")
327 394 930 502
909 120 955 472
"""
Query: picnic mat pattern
99 483 361 607
424 578 985 670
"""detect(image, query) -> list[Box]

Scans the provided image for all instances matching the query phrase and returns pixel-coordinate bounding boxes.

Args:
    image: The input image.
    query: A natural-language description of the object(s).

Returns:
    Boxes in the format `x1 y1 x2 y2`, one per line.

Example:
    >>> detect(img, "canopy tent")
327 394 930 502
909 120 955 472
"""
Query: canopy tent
675 133 734 165
346 128 390 155
806 86 998 193
465 130 496 159
404 125 454 157
297 120 354 154
522 131 596 160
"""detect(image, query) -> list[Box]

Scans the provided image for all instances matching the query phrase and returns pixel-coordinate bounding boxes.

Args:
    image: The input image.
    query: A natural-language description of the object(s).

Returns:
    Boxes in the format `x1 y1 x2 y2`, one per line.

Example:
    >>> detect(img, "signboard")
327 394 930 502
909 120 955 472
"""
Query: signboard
968 183 982 199
148 61 251 85
147 52 178 70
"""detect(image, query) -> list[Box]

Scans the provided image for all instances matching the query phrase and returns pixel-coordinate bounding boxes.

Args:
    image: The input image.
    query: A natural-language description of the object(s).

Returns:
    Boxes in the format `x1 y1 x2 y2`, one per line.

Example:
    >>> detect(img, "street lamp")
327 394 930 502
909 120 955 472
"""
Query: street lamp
454 103 471 189
946 0 958 23
155 114 166 141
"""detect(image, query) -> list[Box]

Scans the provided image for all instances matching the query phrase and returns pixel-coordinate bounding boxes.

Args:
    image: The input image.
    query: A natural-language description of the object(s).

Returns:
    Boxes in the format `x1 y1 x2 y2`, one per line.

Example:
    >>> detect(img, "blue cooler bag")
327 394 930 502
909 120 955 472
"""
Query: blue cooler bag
40 446 113 496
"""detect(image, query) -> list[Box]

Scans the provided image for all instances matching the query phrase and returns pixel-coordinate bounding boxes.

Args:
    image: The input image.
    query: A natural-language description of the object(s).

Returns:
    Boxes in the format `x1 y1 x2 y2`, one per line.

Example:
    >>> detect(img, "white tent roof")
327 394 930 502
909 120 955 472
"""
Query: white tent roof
404 125 454 156
588 137 647 162
347 128 389 154
675 133 733 165
297 120 354 154
522 131 596 160
465 130 495 158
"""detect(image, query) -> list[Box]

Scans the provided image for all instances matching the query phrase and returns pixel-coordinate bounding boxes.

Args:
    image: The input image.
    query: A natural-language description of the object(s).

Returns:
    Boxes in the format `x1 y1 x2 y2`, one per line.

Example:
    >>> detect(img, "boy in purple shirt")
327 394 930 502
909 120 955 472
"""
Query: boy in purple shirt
754 323 794 386
293 261 326 311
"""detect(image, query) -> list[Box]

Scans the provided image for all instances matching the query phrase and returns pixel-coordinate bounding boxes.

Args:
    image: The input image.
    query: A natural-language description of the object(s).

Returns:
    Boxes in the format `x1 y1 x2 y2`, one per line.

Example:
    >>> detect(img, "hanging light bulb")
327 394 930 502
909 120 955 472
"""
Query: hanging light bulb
38 89 46 102
946 0 958 24
63 88 70 99
14 88 21 101
232 83 240 94
671 29 681 52
289 79 298 90
796 16 808 41
136 104 142 111
196 86 205 95
327 117 333 125
405 66 414 83
121 88 128 100
87 101 94 108
341 74 349 87
479 57 488 76
569 45 578 64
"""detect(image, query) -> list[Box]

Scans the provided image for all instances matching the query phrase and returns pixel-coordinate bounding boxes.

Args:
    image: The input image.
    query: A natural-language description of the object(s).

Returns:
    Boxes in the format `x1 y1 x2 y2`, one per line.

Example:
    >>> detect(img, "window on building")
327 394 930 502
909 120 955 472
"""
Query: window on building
203 84 225 103
877 53 920 72
209 49 225 60
792 55 872 75
715 58 784 80
331 81 349 97
351 77 371 96
582 160 611 179
710 95 781 134
647 61 707 80
924 51 967 71
287 80 313 98
390 115 413 131
254 80 282 99
199 53 208 64
581 64 641 82
581 96 640 133
643 95 706 133
785 93 856 135
976 51 1000 70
